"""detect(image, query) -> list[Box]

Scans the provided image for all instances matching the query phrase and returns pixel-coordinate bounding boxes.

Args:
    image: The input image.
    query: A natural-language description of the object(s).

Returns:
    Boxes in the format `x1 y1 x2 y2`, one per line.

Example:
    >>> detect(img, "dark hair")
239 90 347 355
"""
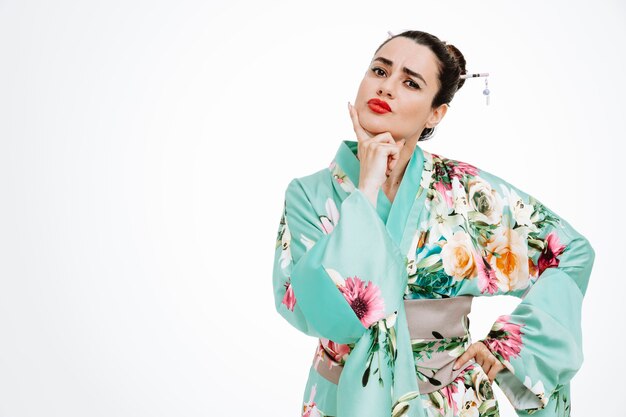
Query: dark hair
374 30 467 141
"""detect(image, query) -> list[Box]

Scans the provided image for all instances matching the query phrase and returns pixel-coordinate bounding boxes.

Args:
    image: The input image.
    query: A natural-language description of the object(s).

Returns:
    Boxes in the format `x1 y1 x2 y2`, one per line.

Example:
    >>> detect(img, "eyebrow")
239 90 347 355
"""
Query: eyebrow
372 56 428 87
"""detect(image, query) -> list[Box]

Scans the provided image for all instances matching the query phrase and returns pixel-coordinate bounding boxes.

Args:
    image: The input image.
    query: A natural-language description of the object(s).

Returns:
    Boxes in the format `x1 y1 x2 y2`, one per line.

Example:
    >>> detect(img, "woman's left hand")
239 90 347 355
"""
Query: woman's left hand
453 341 505 383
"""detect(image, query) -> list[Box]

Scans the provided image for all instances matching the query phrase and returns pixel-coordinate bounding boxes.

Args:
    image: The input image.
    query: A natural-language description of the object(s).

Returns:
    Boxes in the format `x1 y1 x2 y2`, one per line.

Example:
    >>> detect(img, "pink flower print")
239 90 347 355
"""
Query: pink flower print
282 279 296 312
430 156 454 206
441 372 464 415
338 276 386 328
537 231 566 276
449 160 479 178
483 315 524 362
320 337 351 365
430 157 478 209
476 252 499 295
433 181 454 208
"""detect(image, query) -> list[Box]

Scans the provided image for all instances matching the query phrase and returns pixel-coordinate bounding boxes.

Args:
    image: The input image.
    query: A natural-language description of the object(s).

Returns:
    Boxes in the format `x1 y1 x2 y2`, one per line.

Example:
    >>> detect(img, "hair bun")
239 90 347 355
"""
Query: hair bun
444 43 467 90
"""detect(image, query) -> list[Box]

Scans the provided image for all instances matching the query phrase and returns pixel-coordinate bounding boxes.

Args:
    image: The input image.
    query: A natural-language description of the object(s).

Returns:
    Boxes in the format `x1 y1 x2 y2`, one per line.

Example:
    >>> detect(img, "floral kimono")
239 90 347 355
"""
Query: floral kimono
272 140 595 417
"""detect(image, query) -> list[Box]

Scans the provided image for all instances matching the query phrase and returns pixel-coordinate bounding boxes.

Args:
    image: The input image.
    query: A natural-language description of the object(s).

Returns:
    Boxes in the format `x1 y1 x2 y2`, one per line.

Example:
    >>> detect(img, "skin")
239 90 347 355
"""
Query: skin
349 36 447 207
348 36 505 383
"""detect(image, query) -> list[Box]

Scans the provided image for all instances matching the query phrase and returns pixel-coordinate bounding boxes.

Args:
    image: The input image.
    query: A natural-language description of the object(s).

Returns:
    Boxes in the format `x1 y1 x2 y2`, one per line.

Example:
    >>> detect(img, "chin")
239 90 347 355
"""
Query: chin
361 115 394 135
364 124 402 141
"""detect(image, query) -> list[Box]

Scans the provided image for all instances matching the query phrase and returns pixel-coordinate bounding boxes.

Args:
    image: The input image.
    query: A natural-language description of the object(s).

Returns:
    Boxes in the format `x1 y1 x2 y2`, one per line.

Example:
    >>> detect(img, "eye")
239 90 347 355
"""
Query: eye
406 79 420 90
371 67 386 77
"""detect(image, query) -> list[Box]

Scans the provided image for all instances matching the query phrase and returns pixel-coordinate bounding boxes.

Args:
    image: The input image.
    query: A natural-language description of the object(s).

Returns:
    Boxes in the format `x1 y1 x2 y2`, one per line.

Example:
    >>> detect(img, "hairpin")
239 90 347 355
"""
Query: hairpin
461 72 490 105
459 72 489 79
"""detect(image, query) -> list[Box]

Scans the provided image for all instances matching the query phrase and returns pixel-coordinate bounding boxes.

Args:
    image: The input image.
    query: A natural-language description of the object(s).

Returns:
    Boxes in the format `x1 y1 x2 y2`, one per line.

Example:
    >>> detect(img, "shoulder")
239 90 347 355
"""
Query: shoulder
291 167 334 194
427 150 522 196
284 166 336 213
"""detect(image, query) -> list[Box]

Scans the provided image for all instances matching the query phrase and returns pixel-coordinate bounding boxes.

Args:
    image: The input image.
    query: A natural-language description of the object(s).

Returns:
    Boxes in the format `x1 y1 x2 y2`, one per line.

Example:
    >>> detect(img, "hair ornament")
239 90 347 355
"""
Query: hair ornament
460 72 490 105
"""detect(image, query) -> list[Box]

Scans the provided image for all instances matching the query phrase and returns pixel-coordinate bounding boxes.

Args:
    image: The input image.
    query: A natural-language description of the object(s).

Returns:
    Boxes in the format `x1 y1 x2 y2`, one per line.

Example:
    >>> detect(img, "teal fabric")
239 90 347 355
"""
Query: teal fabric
273 140 595 417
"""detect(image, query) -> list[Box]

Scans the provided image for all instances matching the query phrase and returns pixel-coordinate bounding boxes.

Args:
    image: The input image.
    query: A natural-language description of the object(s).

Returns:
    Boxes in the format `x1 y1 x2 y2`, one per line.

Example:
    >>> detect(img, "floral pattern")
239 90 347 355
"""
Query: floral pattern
481 315 524 366
412 332 469 387
407 152 565 299
276 197 342 312
340 276 386 328
274 141 593 417
302 384 328 417
420 364 499 417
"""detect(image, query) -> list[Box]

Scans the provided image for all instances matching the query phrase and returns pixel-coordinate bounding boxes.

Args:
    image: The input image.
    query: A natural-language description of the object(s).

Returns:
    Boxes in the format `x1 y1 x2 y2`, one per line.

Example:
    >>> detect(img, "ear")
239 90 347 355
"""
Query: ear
425 103 449 129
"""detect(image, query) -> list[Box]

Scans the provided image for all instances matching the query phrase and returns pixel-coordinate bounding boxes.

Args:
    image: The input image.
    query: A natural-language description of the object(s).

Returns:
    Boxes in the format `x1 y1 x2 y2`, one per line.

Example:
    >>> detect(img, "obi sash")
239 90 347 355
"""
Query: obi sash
312 295 475 394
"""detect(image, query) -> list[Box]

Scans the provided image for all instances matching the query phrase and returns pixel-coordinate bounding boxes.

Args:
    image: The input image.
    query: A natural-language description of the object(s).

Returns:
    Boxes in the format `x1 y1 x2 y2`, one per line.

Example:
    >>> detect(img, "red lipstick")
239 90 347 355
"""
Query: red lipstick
367 98 391 114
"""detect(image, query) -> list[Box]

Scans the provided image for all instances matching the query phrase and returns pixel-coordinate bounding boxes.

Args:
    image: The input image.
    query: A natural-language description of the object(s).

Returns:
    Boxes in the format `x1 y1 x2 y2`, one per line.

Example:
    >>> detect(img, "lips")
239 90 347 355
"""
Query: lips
367 98 391 113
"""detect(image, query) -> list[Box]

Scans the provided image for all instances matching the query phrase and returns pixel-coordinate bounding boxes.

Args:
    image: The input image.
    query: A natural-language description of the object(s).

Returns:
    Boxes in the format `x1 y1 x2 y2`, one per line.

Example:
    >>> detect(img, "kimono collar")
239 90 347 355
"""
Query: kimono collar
332 139 426 248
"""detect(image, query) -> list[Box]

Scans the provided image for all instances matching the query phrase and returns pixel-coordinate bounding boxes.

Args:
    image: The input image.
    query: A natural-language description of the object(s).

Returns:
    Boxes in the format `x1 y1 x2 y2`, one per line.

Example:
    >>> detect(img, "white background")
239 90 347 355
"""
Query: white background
0 0 623 416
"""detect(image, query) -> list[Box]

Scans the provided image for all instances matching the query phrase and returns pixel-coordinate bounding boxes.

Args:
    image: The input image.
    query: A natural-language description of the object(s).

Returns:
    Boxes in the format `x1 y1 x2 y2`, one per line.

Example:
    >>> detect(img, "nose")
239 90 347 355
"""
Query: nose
377 78 394 98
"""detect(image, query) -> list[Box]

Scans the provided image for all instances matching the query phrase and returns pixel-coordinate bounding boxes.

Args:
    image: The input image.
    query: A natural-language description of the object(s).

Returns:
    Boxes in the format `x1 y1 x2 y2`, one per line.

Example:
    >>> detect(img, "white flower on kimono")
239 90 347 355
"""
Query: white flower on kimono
486 227 530 292
499 185 536 230
420 164 434 191
468 176 503 225
451 177 470 218
452 380 480 417
440 231 477 281
302 383 323 417
329 160 356 193
426 197 464 243
470 366 491 402
319 197 340 234
523 375 548 407
458 386 480 417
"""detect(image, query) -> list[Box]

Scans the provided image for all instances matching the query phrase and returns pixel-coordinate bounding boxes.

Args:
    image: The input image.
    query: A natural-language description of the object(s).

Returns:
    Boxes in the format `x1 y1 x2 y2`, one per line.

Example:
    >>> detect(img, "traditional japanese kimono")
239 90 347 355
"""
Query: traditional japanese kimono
272 139 595 417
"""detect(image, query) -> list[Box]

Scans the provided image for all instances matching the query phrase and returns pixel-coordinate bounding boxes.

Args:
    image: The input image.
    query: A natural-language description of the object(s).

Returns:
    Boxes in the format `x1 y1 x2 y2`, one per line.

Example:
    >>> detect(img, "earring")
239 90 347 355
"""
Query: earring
483 78 490 106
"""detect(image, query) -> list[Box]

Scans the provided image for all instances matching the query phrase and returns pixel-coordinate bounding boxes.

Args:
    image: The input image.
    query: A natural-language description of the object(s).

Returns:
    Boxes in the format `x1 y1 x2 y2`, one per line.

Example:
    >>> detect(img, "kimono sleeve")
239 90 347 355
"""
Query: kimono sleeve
272 178 407 345
474 171 596 414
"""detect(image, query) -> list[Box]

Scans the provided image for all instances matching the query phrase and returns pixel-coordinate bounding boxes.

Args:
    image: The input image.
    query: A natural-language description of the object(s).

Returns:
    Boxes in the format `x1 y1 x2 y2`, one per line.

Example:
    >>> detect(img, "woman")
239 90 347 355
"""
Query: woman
272 30 595 417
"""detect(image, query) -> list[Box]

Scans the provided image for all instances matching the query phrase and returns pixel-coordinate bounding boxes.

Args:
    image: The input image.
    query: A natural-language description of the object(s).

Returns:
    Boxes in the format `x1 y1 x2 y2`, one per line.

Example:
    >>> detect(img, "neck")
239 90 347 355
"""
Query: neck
385 138 418 188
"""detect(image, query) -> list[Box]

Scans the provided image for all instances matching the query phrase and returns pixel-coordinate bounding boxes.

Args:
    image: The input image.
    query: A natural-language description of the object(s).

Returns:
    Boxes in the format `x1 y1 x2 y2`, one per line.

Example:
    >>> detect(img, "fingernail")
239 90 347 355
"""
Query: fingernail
452 362 458 370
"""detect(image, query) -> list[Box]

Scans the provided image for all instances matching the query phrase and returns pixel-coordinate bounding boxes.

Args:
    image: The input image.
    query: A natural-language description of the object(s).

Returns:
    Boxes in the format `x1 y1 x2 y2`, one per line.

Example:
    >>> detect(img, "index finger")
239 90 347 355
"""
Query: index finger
348 102 373 141
453 344 475 370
